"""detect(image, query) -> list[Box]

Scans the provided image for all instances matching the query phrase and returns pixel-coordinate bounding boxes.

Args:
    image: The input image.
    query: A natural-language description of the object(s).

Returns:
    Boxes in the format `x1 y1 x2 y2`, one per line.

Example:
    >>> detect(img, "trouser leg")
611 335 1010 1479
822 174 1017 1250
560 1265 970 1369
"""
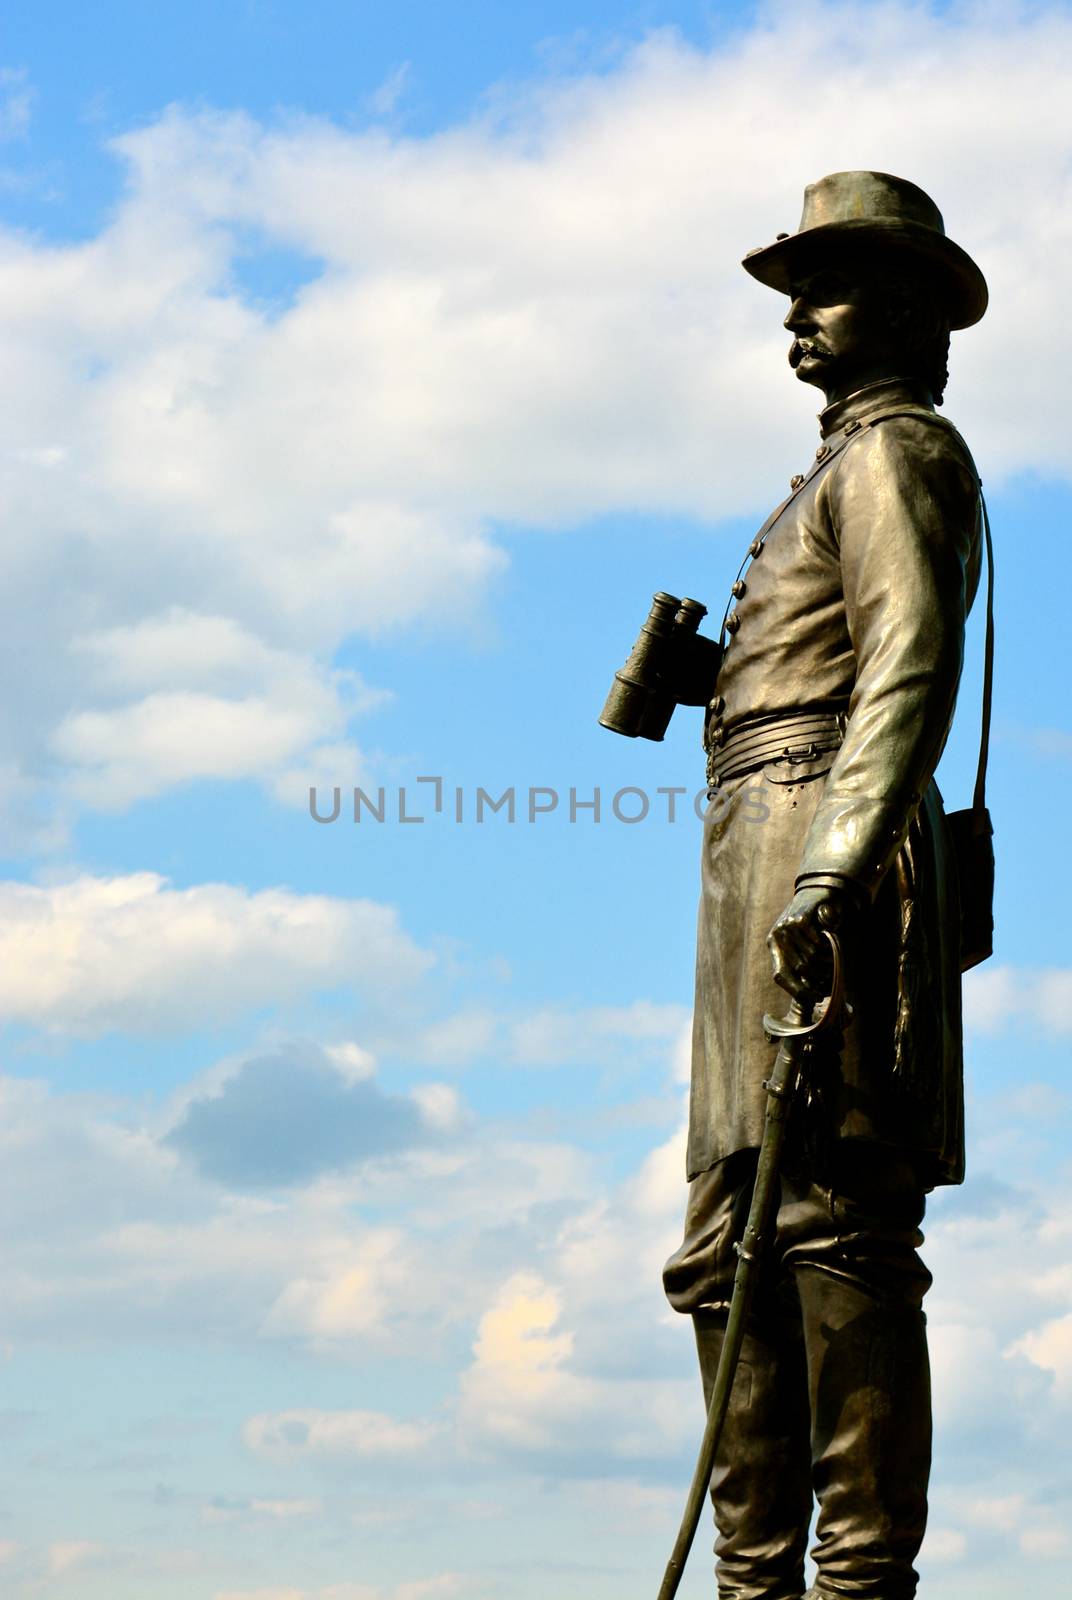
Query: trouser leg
796 1271 931 1599
665 1145 933 1600
781 1148 933 1600
665 1154 811 1599
694 1304 812 1600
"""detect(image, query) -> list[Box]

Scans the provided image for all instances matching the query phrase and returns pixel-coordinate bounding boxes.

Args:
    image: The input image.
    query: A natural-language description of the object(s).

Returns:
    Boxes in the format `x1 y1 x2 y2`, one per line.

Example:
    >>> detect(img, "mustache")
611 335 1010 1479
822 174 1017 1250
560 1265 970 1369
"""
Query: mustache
788 336 833 369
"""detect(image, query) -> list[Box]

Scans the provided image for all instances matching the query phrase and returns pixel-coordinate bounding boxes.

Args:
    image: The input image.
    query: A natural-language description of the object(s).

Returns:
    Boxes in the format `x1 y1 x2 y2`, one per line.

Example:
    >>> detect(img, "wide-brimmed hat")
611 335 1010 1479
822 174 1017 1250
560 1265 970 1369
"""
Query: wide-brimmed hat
742 170 987 329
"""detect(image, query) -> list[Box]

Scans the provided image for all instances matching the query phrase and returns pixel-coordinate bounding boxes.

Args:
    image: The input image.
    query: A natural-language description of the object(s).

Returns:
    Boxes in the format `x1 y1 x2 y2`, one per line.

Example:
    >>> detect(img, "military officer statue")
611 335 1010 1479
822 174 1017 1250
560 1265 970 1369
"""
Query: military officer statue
658 173 989 1599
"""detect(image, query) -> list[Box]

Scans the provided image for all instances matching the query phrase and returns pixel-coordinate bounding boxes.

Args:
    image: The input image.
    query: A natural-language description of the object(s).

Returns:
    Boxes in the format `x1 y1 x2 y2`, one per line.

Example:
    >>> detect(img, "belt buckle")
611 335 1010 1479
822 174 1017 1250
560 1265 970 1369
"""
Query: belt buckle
782 740 817 764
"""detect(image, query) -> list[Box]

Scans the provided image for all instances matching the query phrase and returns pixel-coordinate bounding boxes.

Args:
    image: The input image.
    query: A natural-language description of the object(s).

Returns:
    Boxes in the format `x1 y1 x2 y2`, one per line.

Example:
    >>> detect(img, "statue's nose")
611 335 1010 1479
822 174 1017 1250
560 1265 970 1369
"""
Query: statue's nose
784 296 811 332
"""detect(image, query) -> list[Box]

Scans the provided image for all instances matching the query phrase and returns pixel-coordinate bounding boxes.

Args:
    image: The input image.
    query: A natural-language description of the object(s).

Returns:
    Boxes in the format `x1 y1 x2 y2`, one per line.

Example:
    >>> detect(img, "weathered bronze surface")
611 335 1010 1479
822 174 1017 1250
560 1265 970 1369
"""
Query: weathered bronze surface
600 592 722 741
657 937 847 1600
654 172 989 1598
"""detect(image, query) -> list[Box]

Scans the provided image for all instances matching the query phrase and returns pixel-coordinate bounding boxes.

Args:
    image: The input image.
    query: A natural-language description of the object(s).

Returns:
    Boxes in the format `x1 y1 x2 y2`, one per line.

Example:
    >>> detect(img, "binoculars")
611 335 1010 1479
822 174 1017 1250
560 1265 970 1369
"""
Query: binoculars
600 591 723 741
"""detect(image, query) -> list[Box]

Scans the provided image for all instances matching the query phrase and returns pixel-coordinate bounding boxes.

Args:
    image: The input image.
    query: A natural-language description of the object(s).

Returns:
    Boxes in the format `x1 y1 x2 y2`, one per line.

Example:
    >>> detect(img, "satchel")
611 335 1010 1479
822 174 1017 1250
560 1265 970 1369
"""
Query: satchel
946 493 995 972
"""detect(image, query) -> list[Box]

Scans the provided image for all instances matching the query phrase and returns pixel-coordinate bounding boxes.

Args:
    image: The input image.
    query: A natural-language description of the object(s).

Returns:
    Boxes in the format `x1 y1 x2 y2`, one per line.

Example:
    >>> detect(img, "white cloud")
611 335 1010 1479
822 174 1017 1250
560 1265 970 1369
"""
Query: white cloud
0 1059 600 1353
323 1041 377 1081
394 1582 466 1600
409 1082 464 1132
214 1582 465 1600
963 964 1019 1032
202 1498 321 1525
54 611 387 809
0 68 33 142
1019 1526 1069 1558
0 1068 444 1351
249 1498 317 1520
0 1035 1070 1599
964 964 1072 1035
3 3 1072 838
1008 1311 1072 1400
47 1540 105 1576
217 1591 309 1600
456 1270 693 1462
394 999 690 1073
923 1527 967 1563
243 1408 437 1461
507 1000 689 1066
366 62 412 120
260 1228 413 1338
216 1592 311 1600
0 873 431 1034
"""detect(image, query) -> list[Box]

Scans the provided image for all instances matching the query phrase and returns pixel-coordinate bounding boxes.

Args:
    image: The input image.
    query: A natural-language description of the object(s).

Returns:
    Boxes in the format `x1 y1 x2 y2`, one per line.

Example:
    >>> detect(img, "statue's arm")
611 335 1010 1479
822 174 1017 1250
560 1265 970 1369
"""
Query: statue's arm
797 418 979 895
768 419 979 996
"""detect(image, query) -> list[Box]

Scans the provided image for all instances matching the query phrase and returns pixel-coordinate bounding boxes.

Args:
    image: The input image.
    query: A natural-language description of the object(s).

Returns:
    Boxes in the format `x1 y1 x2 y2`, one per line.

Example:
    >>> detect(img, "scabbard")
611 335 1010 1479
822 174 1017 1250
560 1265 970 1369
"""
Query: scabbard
654 1019 806 1600
654 930 843 1600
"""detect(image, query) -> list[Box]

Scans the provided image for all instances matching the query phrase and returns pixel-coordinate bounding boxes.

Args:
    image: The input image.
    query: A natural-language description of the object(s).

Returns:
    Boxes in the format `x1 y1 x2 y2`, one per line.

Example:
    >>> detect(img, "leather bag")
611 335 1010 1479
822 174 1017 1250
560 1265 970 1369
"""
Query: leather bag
946 494 995 971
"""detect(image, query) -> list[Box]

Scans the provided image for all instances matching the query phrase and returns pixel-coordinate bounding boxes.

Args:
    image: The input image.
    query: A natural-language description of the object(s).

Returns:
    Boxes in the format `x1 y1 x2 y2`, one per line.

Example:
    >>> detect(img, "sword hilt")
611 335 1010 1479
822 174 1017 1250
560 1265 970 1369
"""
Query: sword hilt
762 929 843 1040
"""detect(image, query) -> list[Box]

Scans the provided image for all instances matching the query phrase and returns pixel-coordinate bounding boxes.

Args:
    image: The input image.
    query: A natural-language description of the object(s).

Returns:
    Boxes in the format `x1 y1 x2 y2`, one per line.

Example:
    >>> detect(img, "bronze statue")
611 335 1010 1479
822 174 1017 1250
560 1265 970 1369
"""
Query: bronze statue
609 171 992 1599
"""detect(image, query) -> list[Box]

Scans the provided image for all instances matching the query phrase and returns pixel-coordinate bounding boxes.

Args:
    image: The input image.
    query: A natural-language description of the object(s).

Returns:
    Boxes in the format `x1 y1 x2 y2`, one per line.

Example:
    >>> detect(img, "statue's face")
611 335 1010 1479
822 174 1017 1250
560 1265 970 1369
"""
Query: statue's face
784 259 901 401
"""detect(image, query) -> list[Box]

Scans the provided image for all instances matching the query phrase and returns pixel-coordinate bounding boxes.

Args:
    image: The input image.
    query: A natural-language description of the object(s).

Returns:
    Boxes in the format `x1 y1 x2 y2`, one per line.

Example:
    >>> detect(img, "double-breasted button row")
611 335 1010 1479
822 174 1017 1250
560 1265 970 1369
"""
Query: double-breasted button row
706 691 726 751
725 611 741 635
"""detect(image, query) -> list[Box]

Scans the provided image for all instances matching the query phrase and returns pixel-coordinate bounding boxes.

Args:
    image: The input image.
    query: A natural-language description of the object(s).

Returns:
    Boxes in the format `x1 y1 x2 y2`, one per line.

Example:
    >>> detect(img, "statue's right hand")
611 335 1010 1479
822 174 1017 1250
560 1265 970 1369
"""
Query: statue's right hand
767 886 843 1001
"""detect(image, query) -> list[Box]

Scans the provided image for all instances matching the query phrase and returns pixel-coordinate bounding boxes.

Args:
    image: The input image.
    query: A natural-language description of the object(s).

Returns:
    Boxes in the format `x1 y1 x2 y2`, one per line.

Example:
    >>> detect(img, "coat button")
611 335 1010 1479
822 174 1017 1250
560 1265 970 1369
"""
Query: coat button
790 473 804 489
725 612 741 635
731 580 746 599
707 695 725 715
710 725 725 747
815 443 830 461
749 538 763 557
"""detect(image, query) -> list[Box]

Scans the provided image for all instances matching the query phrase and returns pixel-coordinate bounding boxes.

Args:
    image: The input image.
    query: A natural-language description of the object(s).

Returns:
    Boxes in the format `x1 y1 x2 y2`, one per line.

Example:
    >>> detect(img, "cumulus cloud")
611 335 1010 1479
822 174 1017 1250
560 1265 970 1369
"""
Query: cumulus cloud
0 67 32 142
1008 1311 1072 1400
243 1409 438 1461
506 1000 689 1067
46 1540 109 1577
202 1496 321 1524
964 963 1072 1035
54 609 386 810
456 1271 694 1466
0 872 431 1034
215 1582 467 1600
0 1067 592 1351
3 2 1072 841
166 1041 454 1187
1 1040 1071 1597
391 999 691 1074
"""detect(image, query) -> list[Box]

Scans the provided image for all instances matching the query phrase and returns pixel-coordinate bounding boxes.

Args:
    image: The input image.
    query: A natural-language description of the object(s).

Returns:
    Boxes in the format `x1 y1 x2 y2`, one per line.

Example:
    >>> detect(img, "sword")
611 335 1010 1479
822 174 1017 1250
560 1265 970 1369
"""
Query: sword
655 930 845 1600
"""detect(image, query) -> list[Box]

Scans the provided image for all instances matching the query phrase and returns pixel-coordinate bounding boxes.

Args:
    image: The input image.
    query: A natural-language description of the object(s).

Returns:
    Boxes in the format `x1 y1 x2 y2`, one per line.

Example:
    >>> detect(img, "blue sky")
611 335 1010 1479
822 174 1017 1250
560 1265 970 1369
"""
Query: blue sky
1 3 1071 1598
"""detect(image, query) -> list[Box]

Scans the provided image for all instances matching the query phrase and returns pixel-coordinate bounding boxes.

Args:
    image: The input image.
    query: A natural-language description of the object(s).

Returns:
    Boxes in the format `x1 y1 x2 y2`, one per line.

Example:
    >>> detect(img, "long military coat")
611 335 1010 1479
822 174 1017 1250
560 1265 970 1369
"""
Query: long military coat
688 377 982 1189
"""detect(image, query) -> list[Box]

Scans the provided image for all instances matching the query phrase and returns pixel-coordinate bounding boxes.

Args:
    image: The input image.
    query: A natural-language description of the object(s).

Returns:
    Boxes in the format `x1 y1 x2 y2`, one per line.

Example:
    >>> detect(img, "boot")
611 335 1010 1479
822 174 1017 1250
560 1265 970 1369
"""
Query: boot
797 1266 931 1600
693 1305 812 1600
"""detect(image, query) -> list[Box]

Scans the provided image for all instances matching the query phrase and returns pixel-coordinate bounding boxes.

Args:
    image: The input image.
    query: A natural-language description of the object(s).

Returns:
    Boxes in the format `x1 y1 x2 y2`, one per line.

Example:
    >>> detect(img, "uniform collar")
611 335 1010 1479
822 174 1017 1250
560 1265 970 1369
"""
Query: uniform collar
818 376 934 439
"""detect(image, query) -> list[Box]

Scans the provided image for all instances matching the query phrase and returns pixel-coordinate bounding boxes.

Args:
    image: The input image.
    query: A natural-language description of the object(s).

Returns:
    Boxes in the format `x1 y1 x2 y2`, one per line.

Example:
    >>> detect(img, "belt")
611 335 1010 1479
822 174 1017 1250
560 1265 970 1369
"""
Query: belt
706 708 846 787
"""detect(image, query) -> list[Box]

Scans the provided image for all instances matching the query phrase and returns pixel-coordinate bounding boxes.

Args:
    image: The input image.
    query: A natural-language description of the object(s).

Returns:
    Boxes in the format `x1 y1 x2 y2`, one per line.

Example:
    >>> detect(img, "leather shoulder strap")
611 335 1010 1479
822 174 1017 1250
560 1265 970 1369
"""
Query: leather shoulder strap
974 492 995 813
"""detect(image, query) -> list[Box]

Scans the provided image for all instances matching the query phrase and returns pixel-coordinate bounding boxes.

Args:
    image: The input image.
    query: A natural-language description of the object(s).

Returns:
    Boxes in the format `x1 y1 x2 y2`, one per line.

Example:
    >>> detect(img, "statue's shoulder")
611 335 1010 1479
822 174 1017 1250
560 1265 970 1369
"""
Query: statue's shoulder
842 406 979 487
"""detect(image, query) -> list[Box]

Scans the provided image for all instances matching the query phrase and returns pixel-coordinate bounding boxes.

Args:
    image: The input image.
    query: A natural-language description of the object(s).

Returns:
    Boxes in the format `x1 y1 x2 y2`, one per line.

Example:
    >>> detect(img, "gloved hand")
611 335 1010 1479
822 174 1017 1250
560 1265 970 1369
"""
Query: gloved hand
767 884 844 1001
